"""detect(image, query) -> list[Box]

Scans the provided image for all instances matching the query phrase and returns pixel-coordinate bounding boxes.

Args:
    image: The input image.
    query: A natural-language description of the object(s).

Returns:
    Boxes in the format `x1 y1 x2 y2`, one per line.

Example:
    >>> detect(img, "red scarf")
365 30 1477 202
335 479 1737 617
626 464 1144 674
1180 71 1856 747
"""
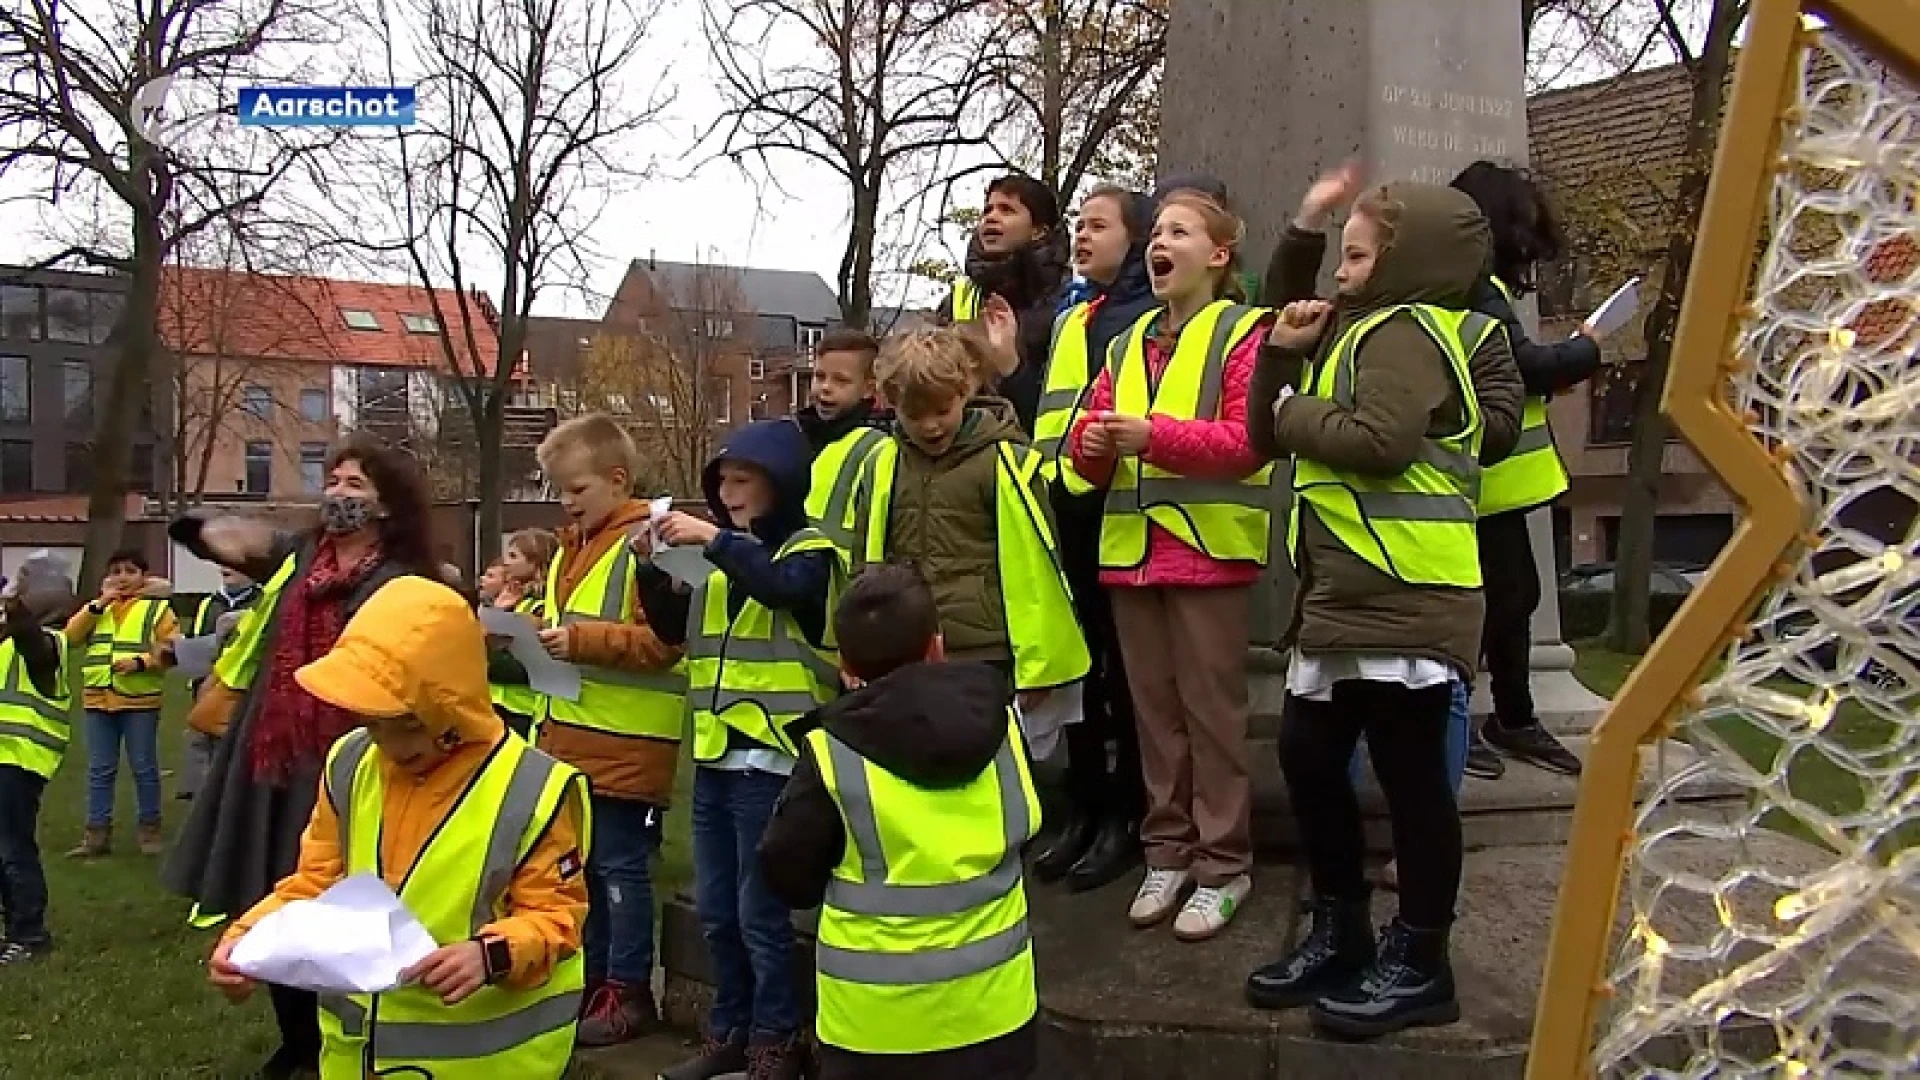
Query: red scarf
249 537 384 784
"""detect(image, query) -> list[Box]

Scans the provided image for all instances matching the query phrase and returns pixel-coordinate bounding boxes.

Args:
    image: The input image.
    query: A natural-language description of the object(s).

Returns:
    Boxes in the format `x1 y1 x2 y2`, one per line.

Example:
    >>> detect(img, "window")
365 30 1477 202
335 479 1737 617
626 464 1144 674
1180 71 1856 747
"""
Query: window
401 313 439 334
62 360 92 428
710 376 732 423
46 289 119 345
799 324 824 355
242 384 273 420
0 440 30 491
300 442 327 493
703 317 734 339
748 394 769 421
63 442 91 493
0 355 27 423
606 392 632 416
299 387 329 423
747 356 766 380
0 285 40 341
244 441 272 494
340 308 381 331
128 442 153 493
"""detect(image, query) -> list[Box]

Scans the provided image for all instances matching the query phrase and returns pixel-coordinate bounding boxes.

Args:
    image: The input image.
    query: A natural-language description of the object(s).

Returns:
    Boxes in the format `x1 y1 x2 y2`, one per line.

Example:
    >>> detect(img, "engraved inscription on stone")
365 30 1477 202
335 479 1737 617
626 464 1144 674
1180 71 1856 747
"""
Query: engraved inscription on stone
1378 82 1519 183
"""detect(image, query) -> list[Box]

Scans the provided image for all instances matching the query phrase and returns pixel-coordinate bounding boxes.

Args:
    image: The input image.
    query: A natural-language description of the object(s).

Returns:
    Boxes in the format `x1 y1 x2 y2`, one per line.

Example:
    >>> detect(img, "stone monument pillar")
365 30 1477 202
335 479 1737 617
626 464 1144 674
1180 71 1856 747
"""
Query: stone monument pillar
1159 0 1605 729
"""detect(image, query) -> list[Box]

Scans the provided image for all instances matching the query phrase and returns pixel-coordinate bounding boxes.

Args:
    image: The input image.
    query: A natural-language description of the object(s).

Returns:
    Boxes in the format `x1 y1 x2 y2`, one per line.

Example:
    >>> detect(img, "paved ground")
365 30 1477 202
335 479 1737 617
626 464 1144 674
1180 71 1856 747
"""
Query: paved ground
576 1031 697 1079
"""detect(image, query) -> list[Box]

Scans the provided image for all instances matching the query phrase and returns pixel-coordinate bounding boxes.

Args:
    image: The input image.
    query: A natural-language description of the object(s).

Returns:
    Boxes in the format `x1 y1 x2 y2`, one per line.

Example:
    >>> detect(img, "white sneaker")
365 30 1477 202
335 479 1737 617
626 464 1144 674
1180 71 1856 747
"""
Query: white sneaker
1128 867 1192 927
1172 874 1252 942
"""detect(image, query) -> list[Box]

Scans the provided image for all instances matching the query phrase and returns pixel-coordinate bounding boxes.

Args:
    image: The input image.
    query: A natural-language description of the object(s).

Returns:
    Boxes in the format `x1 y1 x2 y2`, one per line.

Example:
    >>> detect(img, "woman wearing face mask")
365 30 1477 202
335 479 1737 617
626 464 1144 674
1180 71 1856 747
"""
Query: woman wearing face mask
161 433 441 1080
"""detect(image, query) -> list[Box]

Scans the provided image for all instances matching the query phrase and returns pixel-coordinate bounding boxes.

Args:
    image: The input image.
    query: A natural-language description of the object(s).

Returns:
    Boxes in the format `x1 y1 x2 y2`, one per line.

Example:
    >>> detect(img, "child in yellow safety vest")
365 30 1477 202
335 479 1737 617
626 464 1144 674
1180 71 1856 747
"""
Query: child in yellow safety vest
484 528 560 740
758 563 1042 1080
0 561 77 965
62 548 177 858
208 575 590 1080
637 418 839 1080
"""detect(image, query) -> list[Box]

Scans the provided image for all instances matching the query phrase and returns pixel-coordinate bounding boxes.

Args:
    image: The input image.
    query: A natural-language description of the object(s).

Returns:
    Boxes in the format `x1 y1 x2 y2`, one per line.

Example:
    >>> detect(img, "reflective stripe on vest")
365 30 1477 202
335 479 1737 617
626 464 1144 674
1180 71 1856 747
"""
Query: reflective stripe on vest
82 597 165 696
685 528 845 763
810 714 1039 1055
489 597 547 718
1291 305 1496 587
0 636 71 780
213 554 299 691
949 279 982 322
1033 302 1098 480
317 729 587 1077
1477 277 1569 515
807 426 887 553
1100 300 1275 568
540 541 685 741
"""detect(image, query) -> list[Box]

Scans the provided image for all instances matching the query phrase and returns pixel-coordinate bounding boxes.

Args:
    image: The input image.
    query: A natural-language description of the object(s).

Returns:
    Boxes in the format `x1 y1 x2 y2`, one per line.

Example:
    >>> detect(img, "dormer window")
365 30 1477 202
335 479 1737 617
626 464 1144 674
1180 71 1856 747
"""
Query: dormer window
401 313 440 334
341 308 381 330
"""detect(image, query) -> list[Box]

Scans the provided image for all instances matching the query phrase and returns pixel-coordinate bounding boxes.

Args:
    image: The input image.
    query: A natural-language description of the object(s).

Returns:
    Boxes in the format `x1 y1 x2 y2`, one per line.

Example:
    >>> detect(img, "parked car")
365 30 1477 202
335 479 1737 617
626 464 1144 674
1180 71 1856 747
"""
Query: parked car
1560 561 1705 596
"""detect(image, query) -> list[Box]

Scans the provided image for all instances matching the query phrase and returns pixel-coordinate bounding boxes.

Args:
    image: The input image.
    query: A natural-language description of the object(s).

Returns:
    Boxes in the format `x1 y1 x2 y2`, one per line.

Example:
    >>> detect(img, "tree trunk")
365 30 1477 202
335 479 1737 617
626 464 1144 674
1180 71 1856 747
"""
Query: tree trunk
475 388 505 567
1605 0 1742 653
80 216 162 591
842 177 880 328
1039 0 1065 192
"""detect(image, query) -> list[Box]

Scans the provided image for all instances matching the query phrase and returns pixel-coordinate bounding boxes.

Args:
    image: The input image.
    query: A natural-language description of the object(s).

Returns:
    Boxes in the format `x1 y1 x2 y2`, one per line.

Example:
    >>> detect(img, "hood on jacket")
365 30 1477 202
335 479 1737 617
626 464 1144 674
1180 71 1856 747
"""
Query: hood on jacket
964 228 1071 313
809 661 1011 789
1343 183 1491 317
703 418 813 545
293 575 501 750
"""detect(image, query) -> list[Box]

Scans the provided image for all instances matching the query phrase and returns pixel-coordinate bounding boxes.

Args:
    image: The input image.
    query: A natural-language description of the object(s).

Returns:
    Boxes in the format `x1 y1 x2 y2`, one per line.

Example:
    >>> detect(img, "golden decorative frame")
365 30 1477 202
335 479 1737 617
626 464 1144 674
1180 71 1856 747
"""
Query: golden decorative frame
1524 1 1920 1077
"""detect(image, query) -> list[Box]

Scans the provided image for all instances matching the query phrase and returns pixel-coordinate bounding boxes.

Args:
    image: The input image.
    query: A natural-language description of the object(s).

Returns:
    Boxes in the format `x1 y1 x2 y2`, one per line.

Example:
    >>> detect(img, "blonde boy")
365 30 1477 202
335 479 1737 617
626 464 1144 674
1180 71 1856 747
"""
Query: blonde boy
531 414 684 1046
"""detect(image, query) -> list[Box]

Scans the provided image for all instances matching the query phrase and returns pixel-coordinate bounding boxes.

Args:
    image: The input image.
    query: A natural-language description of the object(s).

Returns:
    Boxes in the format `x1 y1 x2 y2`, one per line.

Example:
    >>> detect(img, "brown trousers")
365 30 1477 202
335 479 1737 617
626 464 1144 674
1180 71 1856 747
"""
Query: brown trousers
1111 585 1253 886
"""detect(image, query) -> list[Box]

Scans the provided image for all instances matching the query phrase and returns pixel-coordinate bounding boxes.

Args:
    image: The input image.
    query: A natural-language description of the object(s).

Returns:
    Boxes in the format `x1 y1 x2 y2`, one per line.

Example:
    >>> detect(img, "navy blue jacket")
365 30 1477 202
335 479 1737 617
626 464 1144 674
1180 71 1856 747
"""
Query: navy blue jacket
638 419 836 649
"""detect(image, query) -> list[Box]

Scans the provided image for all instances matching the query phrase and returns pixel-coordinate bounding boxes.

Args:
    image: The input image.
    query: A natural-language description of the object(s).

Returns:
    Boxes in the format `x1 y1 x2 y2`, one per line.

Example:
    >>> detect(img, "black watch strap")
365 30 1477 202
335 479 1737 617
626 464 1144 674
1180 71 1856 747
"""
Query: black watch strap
476 934 511 984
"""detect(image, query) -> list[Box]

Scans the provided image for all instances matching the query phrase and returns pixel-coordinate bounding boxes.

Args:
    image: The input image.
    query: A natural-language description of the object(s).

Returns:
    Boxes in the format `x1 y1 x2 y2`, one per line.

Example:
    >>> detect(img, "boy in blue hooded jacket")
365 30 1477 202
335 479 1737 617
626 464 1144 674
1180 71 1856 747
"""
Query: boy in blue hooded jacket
637 418 842 1080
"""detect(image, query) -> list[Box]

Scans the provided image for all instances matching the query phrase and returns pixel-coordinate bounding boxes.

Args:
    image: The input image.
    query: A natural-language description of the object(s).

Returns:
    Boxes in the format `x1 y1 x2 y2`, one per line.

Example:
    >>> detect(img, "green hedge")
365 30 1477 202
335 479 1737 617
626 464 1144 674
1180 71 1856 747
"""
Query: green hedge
1557 589 1687 641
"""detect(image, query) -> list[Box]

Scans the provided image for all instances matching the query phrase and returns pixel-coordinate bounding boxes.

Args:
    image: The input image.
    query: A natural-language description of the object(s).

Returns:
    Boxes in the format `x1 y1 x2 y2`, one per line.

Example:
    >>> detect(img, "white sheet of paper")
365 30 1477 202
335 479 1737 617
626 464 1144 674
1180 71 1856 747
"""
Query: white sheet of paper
169 634 221 680
1582 276 1643 340
480 603 581 702
1013 683 1084 767
228 874 439 994
647 495 717 588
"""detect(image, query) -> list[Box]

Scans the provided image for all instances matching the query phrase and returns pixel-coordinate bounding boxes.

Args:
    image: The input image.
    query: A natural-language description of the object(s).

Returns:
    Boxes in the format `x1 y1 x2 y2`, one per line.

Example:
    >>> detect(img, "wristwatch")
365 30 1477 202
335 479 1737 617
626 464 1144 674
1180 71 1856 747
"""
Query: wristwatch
475 934 511 984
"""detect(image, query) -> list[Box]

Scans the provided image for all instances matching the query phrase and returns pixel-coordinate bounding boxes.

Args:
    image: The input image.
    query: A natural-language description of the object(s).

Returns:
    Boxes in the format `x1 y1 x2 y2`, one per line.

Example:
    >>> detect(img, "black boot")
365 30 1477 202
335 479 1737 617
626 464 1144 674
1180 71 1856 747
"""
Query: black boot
1065 814 1142 893
1032 803 1097 883
1309 918 1459 1039
1245 893 1376 1010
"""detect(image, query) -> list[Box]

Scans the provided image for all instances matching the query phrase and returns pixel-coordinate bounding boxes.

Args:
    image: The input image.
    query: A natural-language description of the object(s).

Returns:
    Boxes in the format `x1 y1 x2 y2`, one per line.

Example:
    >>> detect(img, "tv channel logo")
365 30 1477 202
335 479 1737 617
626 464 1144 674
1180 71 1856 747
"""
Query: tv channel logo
237 87 416 128
130 76 227 152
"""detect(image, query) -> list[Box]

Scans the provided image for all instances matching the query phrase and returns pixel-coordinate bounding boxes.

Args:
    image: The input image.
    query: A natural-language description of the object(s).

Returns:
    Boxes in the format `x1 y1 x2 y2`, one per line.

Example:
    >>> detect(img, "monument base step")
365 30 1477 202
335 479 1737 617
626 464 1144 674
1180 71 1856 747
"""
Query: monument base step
1249 734 1744 854
645 830 1885 1079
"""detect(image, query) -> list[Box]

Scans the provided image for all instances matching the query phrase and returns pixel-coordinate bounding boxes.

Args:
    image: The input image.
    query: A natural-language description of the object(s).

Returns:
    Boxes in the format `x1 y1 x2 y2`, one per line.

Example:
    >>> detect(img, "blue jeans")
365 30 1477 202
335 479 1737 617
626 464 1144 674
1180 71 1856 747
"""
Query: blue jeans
84 708 162 828
583 794 664 987
1349 679 1470 796
692 766 801 1040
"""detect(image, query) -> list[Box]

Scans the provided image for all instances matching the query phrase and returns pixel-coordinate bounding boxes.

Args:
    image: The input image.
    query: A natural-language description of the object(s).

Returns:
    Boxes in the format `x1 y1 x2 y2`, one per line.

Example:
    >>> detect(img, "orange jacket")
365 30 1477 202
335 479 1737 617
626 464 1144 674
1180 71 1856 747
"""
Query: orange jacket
224 738 588 990
63 580 178 712
535 497 682 804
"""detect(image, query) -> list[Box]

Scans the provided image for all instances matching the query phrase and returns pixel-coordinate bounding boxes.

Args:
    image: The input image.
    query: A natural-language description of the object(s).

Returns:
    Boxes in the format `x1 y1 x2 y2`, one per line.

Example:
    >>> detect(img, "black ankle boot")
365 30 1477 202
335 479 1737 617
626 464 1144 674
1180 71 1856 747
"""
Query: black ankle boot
1065 814 1142 892
1309 918 1459 1039
1032 805 1097 882
1245 894 1376 1010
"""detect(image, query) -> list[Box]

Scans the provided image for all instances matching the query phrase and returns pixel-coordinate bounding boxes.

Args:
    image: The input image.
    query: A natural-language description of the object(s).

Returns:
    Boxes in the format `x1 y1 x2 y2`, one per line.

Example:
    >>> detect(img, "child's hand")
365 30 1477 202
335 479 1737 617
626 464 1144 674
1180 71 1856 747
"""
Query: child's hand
403 940 489 1005
111 656 143 676
627 525 653 559
1295 158 1366 230
1016 688 1052 712
207 936 256 1002
981 294 1021 376
1080 418 1116 459
1270 301 1332 351
657 511 719 548
537 627 571 660
1104 414 1152 456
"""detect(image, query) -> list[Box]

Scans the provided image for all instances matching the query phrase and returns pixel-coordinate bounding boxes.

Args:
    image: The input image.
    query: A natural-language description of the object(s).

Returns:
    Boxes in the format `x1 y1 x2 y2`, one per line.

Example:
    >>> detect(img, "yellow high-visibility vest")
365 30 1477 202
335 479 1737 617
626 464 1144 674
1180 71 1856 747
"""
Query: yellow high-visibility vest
316 729 588 1080
806 426 888 555
685 528 845 763
810 712 1039 1055
0 634 71 780
1291 305 1497 587
1033 301 1118 483
488 596 547 720
950 279 983 322
82 597 166 697
539 542 684 742
854 438 1090 691
1092 301 1275 568
1477 275 1570 516
213 554 299 691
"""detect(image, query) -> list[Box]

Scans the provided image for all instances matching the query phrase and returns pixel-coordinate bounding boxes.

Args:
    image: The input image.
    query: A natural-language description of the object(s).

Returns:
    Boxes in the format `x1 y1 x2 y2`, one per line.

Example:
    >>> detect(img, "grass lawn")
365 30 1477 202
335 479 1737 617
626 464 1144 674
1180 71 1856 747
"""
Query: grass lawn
1572 643 1914 855
0 684 694 1079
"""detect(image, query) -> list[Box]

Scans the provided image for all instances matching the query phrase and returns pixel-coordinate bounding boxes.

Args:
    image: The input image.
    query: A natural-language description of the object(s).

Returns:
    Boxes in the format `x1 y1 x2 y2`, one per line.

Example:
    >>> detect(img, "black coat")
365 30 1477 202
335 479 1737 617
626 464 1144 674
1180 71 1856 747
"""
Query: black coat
938 232 1071 434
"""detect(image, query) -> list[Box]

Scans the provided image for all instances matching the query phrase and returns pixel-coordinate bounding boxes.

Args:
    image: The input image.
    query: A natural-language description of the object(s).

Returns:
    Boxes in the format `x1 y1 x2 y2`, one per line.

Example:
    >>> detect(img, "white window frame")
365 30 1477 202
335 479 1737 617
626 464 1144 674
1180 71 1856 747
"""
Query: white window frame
340 308 381 331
